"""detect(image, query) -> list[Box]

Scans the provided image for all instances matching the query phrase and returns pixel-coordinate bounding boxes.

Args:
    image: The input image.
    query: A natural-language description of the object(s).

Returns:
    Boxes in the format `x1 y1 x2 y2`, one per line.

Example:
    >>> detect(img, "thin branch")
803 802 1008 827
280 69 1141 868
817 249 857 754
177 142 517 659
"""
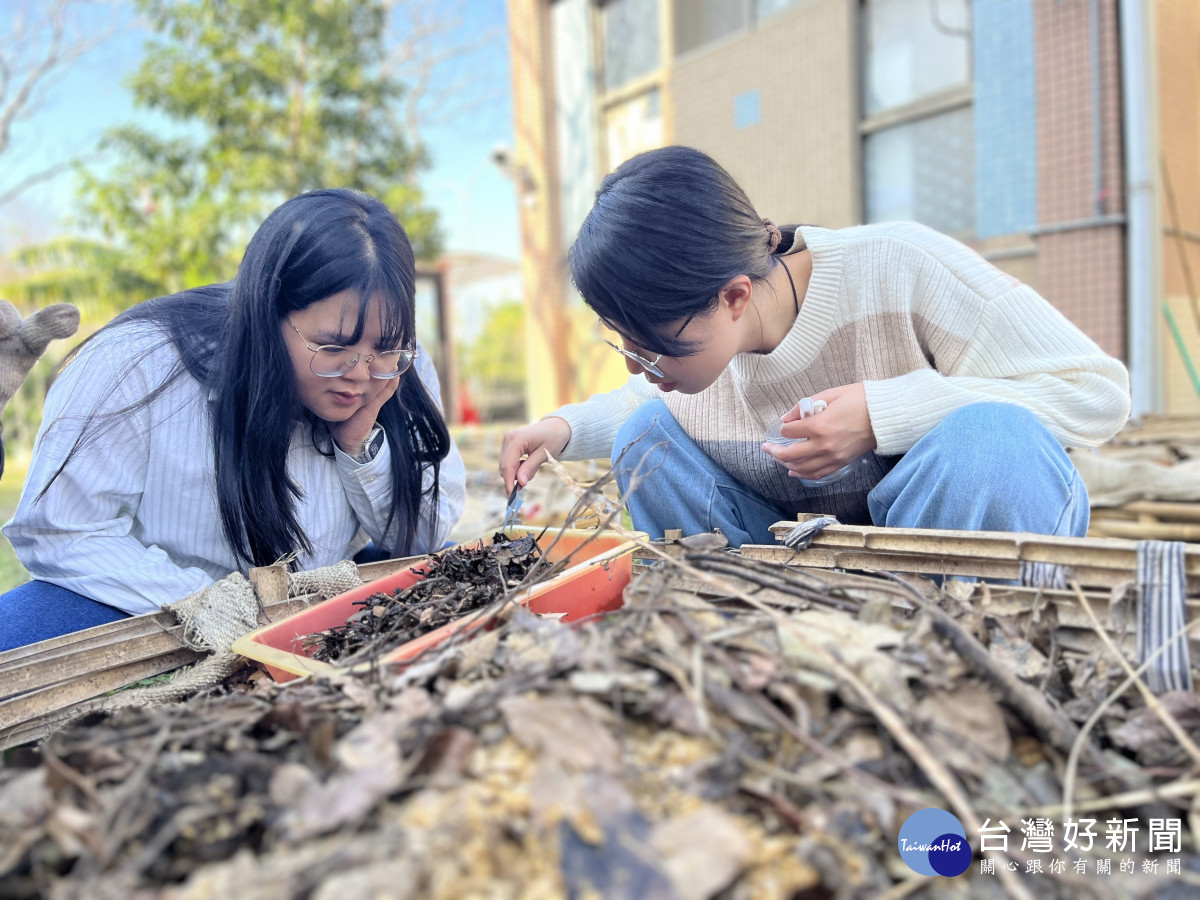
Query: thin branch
382 0 505 153
1062 584 1200 819
0 154 94 207
0 0 122 204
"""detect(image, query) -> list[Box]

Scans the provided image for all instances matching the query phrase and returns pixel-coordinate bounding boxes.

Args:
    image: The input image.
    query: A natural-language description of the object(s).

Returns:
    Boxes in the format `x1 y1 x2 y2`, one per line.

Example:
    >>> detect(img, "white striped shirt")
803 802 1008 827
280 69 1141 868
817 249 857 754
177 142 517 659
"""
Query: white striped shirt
4 323 466 615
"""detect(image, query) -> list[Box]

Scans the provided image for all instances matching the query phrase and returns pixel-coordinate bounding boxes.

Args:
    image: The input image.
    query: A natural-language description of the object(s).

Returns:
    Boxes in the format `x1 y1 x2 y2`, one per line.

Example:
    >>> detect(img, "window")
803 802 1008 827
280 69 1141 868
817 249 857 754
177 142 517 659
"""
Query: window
604 88 664 169
602 0 661 90
864 106 974 235
861 0 974 236
673 0 801 57
862 0 970 115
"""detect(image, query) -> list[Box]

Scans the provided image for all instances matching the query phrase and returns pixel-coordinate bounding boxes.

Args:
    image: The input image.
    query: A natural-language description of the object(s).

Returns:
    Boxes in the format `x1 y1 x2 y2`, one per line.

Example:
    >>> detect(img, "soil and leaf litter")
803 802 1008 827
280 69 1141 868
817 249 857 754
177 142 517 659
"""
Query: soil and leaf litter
307 532 545 664
3 462 1200 897
4 526 1200 899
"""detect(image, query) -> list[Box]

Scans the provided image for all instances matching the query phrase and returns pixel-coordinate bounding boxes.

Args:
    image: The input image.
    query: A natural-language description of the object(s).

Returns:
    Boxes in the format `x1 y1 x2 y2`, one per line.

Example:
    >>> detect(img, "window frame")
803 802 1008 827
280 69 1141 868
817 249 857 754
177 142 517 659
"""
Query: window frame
858 0 975 236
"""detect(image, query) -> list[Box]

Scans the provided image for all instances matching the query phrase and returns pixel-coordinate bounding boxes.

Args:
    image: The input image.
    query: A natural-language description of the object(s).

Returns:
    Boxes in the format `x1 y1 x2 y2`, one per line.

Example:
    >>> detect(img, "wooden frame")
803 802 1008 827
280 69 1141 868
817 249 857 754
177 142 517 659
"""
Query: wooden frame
0 556 424 751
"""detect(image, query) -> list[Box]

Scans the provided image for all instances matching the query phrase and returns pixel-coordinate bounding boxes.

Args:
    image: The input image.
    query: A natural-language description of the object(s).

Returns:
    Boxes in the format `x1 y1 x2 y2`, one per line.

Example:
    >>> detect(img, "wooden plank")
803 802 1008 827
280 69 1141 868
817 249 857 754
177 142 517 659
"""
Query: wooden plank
0 595 322 703
766 522 1200 573
0 649 204 750
1116 501 1200 524
741 543 1200 592
1089 519 1200 542
743 545 1022 581
248 564 289 605
0 610 178 668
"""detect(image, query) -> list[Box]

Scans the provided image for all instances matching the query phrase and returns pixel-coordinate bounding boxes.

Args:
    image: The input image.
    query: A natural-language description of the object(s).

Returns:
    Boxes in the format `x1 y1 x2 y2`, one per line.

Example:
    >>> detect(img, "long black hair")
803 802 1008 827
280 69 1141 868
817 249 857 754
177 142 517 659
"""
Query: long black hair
568 145 790 357
43 189 450 566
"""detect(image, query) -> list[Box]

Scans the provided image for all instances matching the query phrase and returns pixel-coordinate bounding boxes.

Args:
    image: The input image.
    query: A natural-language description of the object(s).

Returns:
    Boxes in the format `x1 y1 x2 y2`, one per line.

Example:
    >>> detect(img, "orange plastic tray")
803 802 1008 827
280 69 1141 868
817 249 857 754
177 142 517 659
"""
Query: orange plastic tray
232 527 640 683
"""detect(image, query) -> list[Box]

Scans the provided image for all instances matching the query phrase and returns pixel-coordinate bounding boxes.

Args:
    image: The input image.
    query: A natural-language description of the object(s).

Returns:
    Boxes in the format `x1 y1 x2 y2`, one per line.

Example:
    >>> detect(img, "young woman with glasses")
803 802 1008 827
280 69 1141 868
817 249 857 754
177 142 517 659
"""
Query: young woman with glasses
0 189 464 650
500 145 1130 547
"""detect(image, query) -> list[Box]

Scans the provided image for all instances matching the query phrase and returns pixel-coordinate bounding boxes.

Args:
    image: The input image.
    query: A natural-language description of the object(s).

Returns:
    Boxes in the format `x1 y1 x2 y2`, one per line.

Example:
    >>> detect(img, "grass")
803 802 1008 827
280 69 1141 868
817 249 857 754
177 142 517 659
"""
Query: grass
0 465 30 593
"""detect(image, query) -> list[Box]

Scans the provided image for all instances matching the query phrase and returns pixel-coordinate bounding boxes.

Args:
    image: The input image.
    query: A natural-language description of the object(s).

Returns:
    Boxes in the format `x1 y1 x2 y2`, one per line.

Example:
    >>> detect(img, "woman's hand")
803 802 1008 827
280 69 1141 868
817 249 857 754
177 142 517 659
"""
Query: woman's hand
761 383 877 479
332 375 400 457
499 417 572 493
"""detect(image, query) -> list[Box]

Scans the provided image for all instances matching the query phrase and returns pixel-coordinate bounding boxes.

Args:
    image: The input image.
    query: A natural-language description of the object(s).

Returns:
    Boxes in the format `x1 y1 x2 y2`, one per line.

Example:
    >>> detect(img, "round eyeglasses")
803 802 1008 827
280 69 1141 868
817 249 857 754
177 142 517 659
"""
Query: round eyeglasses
599 312 695 379
287 316 417 379
602 338 664 378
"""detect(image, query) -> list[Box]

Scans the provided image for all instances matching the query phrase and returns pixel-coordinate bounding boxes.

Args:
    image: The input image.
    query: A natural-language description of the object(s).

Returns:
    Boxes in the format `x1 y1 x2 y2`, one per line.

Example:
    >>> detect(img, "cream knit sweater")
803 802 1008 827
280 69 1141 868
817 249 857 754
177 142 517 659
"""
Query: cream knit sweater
552 221 1131 523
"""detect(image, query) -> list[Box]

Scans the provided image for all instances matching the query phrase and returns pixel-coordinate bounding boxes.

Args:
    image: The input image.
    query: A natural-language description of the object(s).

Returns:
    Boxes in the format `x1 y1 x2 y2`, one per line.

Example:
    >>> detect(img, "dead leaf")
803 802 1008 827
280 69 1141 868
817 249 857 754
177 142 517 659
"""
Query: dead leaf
651 805 750 899
986 629 1049 682
1109 692 1200 766
500 695 619 773
311 860 421 900
268 763 320 809
412 727 477 786
916 683 1012 774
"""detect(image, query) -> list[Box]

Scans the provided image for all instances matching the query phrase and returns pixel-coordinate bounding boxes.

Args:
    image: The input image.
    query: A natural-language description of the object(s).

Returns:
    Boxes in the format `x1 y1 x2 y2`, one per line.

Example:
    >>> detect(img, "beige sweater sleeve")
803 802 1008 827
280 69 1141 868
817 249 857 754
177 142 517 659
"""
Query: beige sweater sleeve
864 280 1131 455
549 375 660 460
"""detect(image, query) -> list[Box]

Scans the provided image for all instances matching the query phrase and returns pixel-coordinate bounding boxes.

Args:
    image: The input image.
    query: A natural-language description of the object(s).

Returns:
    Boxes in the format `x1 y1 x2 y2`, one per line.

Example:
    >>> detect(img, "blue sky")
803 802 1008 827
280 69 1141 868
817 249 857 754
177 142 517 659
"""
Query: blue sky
0 1 520 260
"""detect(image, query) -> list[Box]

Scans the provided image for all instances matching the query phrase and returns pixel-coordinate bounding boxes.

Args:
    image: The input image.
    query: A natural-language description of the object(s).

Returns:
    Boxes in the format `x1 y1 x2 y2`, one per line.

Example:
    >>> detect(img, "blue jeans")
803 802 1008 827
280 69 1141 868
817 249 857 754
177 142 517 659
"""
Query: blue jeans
0 580 129 652
612 400 1089 547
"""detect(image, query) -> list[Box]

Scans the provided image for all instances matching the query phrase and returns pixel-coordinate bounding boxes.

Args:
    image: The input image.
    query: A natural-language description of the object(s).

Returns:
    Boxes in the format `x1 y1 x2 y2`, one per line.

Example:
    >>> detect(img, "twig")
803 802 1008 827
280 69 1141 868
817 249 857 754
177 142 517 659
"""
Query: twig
875 570 1088 762
1026 775 1200 818
1073 583 1200 767
1064 583 1200 817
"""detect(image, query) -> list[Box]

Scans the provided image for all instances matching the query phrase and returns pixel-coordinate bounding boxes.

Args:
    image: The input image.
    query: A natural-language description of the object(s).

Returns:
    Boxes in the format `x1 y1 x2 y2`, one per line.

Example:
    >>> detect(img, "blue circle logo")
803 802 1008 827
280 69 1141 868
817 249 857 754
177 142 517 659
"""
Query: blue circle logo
897 808 971 877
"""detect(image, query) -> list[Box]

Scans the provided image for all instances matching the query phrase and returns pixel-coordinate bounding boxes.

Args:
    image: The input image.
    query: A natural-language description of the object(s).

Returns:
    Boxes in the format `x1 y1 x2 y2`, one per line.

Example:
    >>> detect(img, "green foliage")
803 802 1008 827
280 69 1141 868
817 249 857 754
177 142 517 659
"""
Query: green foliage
1 237 159 326
462 301 525 389
0 472 29 592
0 0 443 462
0 237 158 460
78 0 442 295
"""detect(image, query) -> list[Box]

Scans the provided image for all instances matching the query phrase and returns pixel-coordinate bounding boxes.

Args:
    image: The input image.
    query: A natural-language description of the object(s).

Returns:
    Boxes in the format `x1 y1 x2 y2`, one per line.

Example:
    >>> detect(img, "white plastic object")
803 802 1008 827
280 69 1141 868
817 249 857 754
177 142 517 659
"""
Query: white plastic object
763 398 871 487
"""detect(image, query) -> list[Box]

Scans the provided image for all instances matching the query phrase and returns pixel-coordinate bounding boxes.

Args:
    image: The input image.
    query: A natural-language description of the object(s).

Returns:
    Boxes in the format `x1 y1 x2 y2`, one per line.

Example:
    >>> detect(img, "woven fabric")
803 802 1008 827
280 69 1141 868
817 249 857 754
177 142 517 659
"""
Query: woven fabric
0 301 79 410
1136 540 1194 693
170 571 261 654
289 559 363 600
1018 561 1070 590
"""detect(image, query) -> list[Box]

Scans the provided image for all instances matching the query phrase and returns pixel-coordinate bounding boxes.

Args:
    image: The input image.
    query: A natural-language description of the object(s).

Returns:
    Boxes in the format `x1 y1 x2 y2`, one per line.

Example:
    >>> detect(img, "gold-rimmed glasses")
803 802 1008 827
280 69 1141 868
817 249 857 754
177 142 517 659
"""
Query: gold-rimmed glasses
601 339 665 378
599 312 697 379
286 316 417 379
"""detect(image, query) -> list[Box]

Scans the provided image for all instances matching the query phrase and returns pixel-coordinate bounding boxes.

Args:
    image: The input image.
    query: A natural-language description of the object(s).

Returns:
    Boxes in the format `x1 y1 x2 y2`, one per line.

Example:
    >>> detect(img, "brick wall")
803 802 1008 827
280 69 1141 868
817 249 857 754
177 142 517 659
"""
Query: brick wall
1033 0 1126 361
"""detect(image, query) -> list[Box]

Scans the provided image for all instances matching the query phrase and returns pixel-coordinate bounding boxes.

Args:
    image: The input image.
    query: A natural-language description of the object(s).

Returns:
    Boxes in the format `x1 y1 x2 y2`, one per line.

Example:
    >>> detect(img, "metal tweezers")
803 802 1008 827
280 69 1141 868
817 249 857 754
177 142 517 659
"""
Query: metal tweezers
503 483 524 532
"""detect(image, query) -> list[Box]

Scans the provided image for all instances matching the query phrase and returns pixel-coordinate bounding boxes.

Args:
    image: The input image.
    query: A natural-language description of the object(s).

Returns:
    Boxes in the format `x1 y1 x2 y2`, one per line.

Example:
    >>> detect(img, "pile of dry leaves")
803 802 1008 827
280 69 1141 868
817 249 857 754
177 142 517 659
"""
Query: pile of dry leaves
2 541 1199 899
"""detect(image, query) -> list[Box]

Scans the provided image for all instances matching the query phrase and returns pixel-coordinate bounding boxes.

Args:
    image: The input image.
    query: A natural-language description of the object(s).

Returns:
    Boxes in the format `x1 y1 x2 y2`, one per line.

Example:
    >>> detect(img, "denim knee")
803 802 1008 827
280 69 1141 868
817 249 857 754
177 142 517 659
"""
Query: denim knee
611 400 673 489
869 401 1085 536
612 400 670 466
934 402 1065 476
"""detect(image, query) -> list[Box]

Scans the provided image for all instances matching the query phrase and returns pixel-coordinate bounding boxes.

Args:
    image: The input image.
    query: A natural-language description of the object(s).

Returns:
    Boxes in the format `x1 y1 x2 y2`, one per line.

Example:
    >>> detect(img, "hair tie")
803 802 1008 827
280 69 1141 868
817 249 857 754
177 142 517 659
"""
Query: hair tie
763 218 782 254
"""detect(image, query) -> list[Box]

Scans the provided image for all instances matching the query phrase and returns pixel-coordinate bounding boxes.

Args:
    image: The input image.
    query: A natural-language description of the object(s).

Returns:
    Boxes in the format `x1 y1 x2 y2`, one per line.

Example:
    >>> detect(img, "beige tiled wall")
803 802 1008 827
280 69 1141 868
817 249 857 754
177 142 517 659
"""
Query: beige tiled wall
668 0 860 229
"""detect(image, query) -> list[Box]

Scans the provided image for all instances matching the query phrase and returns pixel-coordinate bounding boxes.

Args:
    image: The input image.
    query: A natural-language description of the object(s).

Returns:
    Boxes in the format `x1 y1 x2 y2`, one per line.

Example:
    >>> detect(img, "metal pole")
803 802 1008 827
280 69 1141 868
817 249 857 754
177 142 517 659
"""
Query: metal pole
1119 0 1161 415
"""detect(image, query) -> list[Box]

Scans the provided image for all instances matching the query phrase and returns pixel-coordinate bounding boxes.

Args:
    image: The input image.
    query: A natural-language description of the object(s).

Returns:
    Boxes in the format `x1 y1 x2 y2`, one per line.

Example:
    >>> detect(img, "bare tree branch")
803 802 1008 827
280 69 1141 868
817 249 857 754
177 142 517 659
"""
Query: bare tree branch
382 0 507 157
0 155 95 208
0 0 122 201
